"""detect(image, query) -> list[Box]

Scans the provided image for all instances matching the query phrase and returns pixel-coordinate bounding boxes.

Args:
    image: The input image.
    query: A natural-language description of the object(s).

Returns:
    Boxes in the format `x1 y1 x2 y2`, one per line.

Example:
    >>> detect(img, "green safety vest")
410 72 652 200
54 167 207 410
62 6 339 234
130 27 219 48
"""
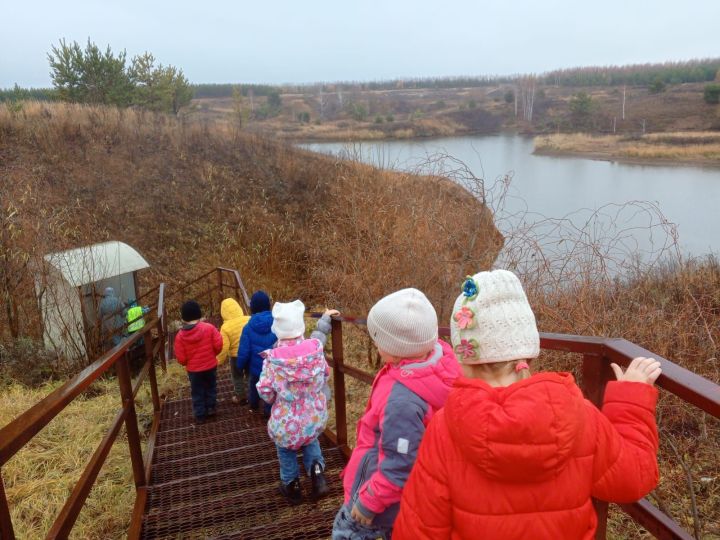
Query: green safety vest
127 306 145 333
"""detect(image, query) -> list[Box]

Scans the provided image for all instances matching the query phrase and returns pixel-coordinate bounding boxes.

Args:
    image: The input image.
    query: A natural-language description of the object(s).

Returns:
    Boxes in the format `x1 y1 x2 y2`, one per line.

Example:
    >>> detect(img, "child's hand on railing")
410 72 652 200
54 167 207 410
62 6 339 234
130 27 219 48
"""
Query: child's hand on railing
611 356 662 385
324 309 340 318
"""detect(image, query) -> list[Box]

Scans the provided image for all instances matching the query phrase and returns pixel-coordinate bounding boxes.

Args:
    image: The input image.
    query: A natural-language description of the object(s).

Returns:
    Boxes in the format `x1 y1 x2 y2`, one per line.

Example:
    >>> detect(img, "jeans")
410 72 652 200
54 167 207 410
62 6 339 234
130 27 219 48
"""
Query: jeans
276 438 325 484
229 357 247 396
188 367 217 419
332 505 393 540
248 373 272 416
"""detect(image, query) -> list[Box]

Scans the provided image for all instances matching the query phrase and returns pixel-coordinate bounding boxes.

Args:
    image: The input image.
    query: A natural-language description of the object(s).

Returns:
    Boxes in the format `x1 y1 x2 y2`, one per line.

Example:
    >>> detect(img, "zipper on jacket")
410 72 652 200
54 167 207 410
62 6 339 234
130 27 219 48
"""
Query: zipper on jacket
355 452 371 494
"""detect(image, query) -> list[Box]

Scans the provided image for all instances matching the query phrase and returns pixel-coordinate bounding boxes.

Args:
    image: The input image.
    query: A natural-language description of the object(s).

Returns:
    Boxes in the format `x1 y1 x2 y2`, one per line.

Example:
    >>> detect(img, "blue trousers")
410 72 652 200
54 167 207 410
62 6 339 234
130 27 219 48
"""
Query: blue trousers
188 367 217 419
276 438 324 484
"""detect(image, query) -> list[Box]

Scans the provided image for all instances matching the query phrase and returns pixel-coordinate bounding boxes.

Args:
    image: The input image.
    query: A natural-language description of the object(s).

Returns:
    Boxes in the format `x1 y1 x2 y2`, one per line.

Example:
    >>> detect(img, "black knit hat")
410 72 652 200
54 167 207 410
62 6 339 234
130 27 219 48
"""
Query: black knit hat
250 291 271 314
181 300 202 321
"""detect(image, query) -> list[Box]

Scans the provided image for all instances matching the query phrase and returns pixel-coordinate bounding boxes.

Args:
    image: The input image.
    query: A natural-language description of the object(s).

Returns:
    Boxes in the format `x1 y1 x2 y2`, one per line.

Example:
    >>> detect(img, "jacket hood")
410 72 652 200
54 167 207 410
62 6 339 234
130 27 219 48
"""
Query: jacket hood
249 310 274 334
264 339 326 382
179 321 208 344
221 298 245 321
445 372 586 483
385 340 461 410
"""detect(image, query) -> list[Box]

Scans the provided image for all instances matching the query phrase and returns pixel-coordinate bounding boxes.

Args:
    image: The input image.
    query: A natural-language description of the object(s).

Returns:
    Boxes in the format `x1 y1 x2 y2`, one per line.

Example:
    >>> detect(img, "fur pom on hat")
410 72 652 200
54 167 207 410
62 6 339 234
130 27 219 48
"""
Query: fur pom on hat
450 270 539 364
367 288 438 358
271 299 306 339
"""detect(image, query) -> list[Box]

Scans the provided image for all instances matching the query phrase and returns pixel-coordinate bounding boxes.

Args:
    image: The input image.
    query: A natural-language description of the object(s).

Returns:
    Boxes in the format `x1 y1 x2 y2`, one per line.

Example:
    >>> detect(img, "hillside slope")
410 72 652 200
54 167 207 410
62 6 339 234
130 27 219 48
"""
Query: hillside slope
0 101 501 345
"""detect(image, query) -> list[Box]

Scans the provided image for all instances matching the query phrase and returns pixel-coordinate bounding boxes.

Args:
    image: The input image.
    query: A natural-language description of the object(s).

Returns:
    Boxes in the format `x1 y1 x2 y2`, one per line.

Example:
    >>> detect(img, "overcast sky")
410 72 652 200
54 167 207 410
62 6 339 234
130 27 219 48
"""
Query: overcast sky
2 0 719 88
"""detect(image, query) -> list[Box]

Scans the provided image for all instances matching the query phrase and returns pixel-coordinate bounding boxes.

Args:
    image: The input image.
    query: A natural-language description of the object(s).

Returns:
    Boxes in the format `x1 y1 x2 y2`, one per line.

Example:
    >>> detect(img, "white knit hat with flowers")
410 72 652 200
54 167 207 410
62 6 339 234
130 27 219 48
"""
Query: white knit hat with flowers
450 270 539 364
272 299 306 339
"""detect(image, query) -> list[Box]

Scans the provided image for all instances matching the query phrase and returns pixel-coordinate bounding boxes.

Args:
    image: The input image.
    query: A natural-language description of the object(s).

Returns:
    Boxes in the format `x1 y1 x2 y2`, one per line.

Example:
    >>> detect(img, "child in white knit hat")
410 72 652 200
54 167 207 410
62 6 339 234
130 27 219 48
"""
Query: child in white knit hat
256 300 338 505
333 288 461 540
393 269 662 540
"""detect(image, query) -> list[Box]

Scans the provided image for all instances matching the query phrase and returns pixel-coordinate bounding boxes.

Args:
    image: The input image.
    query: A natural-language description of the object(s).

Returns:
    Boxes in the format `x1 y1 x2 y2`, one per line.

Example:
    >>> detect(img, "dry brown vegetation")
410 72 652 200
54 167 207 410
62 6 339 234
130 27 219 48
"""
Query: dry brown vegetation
192 82 719 144
529 259 720 539
0 100 500 366
1 101 719 539
535 131 720 165
0 363 188 539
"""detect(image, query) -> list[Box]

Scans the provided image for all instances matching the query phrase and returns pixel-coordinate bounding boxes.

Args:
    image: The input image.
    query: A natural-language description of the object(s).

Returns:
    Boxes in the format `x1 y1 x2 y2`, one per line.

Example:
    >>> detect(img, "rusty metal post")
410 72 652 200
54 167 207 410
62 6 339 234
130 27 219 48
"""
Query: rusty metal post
145 330 161 413
161 303 169 371
216 268 224 315
0 472 15 540
582 352 613 407
330 318 348 452
582 352 613 540
116 354 147 490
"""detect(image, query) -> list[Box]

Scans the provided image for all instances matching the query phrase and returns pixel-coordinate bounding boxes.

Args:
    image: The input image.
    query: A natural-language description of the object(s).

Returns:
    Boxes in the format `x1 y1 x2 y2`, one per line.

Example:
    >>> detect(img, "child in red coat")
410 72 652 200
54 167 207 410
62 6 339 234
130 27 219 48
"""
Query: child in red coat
394 270 661 540
174 300 223 424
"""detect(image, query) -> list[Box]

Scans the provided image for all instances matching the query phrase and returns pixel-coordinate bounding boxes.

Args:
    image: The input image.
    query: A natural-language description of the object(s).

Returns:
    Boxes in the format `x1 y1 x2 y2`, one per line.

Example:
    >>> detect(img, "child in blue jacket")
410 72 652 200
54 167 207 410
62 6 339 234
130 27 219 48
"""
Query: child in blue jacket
237 290 276 416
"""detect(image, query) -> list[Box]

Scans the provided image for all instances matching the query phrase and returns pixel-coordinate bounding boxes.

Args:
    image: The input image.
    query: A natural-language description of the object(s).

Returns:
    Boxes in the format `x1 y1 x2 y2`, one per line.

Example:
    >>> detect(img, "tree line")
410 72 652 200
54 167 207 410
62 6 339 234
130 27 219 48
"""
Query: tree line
185 58 720 99
1 39 193 114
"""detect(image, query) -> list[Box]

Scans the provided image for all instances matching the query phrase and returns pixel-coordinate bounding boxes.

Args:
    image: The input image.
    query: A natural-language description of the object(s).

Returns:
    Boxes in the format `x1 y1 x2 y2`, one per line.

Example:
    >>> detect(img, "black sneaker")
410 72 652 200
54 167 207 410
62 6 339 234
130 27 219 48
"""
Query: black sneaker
310 461 329 499
279 478 302 505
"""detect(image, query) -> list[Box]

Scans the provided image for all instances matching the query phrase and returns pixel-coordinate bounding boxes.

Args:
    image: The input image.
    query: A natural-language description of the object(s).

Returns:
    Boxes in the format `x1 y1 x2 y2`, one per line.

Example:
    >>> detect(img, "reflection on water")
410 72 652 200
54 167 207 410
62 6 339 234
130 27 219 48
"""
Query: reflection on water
301 135 720 262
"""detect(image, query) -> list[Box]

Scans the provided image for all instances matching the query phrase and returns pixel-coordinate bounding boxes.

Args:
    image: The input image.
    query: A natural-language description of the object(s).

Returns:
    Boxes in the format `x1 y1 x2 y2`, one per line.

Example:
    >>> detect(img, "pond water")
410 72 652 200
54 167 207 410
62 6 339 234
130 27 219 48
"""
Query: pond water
302 135 720 265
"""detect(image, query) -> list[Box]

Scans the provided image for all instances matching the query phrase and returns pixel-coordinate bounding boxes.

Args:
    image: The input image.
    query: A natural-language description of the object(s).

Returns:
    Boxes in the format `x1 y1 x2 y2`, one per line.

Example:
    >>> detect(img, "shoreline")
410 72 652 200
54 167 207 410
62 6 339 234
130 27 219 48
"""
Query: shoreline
289 129 720 169
532 147 720 169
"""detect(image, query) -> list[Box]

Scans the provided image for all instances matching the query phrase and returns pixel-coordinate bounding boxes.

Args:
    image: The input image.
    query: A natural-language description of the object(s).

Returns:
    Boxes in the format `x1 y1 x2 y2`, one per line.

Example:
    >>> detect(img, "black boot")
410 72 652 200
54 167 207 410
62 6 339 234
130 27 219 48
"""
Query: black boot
310 461 329 499
279 477 302 505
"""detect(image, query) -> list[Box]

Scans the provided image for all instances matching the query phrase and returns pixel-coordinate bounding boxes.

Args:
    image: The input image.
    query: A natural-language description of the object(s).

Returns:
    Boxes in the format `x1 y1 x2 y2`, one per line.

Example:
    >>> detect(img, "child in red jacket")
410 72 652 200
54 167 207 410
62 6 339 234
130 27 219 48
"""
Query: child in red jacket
174 300 223 424
393 270 661 540
333 288 461 540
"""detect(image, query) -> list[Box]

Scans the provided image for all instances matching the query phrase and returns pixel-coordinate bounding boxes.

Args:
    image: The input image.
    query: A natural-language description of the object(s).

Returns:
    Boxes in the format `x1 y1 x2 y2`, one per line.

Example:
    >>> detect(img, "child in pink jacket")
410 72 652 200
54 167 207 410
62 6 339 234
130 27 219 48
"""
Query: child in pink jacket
257 300 338 505
332 288 461 540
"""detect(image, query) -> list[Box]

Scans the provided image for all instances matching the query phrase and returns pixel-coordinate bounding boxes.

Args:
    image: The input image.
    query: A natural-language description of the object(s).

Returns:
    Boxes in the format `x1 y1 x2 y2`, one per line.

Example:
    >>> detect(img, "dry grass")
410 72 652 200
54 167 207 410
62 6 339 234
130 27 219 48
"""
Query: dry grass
2 100 719 538
534 132 720 164
0 363 187 539
0 100 500 362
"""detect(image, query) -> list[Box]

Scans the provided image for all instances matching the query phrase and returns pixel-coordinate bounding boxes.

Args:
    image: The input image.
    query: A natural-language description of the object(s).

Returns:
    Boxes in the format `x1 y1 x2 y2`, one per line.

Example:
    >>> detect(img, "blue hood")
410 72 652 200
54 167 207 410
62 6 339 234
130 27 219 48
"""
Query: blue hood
249 311 274 334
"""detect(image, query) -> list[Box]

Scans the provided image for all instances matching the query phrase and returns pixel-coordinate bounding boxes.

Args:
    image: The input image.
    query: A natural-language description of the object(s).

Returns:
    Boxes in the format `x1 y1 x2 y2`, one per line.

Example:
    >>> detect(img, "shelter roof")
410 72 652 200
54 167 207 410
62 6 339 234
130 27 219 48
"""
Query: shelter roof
43 241 150 287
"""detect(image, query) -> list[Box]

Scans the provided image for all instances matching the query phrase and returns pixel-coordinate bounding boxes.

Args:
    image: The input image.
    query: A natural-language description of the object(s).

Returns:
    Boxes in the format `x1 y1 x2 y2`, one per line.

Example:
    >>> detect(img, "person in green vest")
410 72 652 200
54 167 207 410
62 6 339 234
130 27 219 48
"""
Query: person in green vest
126 299 150 335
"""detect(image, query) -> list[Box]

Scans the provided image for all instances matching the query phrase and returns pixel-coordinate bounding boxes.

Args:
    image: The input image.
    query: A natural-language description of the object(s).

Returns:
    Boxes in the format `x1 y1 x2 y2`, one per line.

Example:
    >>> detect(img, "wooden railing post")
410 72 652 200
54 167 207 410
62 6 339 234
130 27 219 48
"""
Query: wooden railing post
145 330 161 413
330 318 348 453
0 472 15 540
582 352 614 540
116 354 146 490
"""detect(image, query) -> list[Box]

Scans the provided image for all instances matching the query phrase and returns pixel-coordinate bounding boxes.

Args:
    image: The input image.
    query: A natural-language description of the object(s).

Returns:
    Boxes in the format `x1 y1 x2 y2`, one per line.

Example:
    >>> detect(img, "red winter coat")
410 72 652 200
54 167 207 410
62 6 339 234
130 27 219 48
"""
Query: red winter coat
394 373 659 540
174 321 223 372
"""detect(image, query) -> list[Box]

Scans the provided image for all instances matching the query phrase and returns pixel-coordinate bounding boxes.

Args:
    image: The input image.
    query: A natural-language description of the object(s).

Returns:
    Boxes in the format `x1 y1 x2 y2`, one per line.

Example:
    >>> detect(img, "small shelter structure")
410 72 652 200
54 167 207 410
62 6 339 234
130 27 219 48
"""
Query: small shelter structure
37 241 150 360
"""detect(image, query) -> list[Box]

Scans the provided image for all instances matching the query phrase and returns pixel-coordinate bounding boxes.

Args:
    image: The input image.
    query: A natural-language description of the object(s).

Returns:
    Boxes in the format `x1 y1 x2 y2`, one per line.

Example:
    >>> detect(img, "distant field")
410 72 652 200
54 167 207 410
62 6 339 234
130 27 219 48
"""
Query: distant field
189 82 719 144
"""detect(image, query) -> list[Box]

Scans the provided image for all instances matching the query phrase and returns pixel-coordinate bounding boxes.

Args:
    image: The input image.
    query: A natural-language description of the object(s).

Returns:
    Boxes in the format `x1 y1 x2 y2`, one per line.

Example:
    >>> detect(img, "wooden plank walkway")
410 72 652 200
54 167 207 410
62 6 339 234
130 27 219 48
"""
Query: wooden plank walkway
138 366 346 539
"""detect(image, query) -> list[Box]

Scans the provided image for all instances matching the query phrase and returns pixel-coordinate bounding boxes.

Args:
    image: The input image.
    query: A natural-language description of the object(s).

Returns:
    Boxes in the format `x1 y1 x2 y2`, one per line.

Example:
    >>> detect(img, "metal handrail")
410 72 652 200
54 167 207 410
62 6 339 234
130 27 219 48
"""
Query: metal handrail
0 268 249 539
321 315 720 540
2 268 716 539
0 284 168 540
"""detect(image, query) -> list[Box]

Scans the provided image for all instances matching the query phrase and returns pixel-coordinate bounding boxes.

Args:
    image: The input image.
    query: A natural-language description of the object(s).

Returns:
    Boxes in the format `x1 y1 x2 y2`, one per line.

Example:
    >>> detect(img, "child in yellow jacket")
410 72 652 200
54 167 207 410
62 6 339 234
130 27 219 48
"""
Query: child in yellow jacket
217 298 251 403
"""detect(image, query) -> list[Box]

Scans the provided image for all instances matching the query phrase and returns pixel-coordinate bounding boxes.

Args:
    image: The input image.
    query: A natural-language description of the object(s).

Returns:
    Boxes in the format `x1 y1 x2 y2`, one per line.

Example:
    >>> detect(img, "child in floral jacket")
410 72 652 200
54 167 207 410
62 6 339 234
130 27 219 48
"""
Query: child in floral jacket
257 300 338 505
